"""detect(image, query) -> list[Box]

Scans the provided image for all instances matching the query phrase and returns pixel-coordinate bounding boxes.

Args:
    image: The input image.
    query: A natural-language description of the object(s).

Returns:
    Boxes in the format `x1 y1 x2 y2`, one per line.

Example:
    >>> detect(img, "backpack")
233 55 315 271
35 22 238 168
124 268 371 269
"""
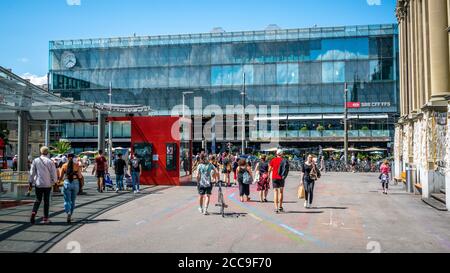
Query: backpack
242 171 253 185
278 158 290 180
199 164 212 187
131 158 140 170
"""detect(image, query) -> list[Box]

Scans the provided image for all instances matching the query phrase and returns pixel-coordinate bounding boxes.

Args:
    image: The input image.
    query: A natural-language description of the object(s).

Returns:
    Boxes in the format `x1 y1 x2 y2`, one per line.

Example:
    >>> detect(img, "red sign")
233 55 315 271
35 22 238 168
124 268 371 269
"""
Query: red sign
346 102 361 109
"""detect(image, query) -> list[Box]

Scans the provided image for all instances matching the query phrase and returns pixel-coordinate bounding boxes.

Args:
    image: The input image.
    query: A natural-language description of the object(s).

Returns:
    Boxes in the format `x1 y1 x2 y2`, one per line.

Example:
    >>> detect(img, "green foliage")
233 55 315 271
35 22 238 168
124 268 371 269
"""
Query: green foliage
50 140 72 155
316 124 325 132
360 126 370 131
300 126 308 131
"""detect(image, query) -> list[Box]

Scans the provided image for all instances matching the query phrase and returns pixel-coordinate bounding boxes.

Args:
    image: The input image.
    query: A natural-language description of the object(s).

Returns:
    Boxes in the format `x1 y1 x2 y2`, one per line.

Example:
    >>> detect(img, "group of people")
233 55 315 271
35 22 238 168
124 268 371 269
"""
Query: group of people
27 148 144 225
195 149 323 215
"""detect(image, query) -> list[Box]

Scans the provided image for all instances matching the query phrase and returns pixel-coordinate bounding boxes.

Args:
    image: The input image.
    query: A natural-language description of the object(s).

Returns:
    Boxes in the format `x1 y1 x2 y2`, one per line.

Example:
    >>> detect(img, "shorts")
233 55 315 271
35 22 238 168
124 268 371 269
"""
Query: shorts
198 185 213 196
272 179 285 189
96 171 105 179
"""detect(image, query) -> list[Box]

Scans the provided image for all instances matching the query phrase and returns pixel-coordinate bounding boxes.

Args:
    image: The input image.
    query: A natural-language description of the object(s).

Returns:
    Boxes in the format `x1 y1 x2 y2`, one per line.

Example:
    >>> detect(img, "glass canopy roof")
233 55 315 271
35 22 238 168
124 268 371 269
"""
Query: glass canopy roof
0 66 151 121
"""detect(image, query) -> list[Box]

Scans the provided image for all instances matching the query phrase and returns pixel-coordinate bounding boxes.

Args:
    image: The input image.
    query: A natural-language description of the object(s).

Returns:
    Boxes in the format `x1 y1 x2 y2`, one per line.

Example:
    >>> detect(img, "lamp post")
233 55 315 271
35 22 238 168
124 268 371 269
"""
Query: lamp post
108 82 113 167
241 73 246 155
344 83 349 166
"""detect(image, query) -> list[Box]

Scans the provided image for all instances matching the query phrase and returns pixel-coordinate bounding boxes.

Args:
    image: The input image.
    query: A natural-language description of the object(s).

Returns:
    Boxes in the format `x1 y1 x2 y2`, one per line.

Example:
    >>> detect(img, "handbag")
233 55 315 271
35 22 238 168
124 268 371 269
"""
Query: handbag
297 184 305 199
310 164 318 181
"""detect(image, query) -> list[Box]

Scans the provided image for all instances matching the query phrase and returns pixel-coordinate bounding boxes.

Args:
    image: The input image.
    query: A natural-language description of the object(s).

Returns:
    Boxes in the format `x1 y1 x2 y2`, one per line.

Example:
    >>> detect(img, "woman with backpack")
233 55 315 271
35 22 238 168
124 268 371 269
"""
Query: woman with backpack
301 154 321 209
255 155 270 203
196 154 217 215
59 153 83 224
379 160 391 195
237 159 253 202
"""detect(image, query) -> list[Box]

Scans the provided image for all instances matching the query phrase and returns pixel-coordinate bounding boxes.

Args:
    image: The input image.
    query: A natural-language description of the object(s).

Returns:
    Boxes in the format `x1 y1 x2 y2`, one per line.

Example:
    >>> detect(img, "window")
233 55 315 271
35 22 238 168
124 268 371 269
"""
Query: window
322 62 345 83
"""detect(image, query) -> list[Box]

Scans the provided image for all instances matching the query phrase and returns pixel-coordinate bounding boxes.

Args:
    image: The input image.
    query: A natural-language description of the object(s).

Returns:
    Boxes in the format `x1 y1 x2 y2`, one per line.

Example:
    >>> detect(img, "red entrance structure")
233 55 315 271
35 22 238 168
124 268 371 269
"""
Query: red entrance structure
0 138 6 169
110 116 192 186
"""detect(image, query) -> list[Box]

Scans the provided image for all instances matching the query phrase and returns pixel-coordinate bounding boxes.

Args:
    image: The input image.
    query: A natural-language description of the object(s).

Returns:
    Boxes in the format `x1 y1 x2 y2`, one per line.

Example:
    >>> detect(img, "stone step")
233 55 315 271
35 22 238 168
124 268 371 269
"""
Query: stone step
422 198 448 212
431 193 446 204
441 188 446 195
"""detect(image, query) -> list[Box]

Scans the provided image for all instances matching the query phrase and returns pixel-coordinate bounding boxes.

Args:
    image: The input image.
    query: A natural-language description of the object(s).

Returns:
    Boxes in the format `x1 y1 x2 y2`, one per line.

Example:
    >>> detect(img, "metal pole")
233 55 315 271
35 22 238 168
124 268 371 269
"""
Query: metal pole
108 82 113 167
344 83 349 166
44 120 49 147
182 93 185 118
241 73 246 155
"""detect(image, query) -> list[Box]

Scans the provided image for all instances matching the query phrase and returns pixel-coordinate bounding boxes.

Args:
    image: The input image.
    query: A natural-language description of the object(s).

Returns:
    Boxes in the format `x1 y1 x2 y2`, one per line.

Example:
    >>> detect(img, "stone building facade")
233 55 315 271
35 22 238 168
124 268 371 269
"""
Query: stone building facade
395 0 450 210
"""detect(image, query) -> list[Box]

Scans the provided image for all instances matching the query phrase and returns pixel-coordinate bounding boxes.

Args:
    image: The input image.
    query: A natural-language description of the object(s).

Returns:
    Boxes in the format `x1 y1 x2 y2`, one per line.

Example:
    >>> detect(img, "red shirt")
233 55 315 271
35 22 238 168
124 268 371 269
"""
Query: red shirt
269 157 283 180
95 156 107 171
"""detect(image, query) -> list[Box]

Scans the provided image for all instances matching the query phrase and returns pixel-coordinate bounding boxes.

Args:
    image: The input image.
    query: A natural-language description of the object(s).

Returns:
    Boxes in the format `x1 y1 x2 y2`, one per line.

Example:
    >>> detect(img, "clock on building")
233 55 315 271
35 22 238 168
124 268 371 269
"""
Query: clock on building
61 51 77 69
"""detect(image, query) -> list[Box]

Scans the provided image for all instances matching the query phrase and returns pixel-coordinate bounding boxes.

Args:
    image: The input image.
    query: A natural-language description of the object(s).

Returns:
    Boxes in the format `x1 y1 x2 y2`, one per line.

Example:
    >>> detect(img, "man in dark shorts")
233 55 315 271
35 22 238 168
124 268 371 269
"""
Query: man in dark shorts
114 153 127 192
269 149 285 213
92 150 107 193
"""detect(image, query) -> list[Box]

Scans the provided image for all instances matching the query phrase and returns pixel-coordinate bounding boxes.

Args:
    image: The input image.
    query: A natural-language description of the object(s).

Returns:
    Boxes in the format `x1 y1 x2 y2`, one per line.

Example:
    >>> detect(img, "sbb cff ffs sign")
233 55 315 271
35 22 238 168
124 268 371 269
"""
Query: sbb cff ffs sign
346 102 361 109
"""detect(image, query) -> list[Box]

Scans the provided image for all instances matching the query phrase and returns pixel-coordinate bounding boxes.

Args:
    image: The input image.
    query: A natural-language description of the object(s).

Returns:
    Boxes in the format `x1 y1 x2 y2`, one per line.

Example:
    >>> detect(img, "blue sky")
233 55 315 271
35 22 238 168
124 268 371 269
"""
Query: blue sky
0 0 396 82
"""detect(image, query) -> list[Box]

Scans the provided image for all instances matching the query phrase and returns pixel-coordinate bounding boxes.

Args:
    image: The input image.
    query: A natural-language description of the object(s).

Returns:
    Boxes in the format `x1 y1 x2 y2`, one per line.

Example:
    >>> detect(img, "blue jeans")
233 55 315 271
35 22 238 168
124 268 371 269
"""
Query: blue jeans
116 174 124 190
63 180 79 215
131 172 140 191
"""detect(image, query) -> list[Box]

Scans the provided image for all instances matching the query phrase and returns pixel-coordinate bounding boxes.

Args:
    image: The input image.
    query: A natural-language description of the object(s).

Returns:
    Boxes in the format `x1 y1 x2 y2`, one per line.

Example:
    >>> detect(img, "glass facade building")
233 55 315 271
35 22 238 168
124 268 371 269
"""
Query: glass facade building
49 24 399 151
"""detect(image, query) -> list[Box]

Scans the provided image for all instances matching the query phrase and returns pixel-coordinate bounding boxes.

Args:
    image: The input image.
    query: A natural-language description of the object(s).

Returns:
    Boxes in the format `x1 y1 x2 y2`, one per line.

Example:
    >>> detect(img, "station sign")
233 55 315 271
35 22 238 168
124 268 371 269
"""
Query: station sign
346 102 361 109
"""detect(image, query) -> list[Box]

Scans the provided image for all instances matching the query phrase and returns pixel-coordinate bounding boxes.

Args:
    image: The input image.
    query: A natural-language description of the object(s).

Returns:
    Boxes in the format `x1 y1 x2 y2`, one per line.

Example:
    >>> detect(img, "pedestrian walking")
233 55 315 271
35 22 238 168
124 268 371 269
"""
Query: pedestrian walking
92 150 107 193
237 159 253 202
380 160 391 195
114 153 127 192
196 154 217 215
269 149 289 213
129 152 142 193
29 147 58 225
221 153 232 187
59 153 83 224
255 155 270 203
301 154 321 209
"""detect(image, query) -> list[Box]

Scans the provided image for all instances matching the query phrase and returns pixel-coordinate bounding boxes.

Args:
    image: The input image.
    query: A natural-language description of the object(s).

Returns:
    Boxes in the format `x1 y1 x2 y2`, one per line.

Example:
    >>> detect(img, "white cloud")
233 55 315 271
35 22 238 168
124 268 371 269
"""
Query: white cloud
66 0 81 6
367 0 381 6
18 57 29 63
21 73 48 86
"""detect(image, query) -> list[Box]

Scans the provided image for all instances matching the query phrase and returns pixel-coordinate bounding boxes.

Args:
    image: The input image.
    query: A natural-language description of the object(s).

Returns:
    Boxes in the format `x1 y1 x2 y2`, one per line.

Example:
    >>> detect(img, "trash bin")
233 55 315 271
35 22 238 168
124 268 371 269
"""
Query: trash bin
406 164 417 193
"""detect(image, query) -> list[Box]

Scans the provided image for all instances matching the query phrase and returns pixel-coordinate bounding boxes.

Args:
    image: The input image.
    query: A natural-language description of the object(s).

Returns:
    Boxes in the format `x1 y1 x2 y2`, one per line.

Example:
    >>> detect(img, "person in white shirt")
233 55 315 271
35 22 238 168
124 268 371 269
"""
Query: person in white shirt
29 146 58 225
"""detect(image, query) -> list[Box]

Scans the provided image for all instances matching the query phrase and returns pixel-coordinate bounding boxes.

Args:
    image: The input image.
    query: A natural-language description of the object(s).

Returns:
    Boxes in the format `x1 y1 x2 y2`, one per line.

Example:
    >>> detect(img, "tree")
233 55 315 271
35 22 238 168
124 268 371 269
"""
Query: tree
50 140 72 155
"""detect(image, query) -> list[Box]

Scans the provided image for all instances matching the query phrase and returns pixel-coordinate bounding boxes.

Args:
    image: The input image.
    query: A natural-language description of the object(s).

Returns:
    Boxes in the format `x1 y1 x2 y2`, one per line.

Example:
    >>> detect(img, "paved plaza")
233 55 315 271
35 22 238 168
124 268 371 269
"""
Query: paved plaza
30 172 450 253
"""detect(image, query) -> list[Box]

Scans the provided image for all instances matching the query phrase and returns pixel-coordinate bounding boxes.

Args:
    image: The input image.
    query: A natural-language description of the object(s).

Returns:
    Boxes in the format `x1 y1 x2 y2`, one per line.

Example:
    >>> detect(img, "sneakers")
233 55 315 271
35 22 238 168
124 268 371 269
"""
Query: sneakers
198 207 203 214
203 210 209 216
30 212 36 225
279 207 284 212
67 214 72 224
43 218 51 224
274 208 279 214
115 188 119 193
304 201 308 208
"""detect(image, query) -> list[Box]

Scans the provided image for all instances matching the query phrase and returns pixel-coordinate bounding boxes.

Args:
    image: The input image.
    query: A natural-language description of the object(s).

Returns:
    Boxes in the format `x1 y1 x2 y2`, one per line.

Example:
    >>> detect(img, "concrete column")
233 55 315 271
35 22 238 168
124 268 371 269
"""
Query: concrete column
17 111 29 172
422 0 432 102
417 0 425 108
407 5 413 114
402 16 409 115
428 0 450 101
399 20 405 117
97 111 106 153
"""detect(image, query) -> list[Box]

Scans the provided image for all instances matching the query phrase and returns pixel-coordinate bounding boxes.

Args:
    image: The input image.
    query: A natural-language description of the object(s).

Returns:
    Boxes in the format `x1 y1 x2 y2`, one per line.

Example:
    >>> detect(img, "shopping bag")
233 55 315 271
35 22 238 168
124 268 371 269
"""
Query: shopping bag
297 184 305 199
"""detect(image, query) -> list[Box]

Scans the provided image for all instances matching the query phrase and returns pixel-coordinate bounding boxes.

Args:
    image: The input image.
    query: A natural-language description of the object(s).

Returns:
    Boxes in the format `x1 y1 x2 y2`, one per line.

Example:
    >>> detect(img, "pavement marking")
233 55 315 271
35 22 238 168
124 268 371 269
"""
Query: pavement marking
136 220 146 226
228 192 328 248
249 213 263 222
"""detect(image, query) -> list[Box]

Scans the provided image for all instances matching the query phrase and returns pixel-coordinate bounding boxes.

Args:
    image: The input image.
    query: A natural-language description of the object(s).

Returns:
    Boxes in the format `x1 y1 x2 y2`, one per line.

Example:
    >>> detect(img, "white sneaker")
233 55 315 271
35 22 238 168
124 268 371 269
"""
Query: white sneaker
203 210 209 216
304 201 308 208
308 204 312 209
198 207 203 214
